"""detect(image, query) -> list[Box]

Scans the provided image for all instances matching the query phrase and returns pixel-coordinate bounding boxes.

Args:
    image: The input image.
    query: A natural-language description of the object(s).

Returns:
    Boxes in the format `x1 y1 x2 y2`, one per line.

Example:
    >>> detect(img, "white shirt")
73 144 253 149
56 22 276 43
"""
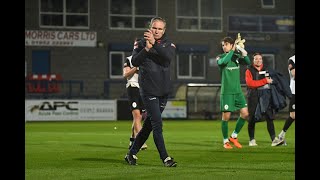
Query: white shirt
288 55 295 94
126 56 140 88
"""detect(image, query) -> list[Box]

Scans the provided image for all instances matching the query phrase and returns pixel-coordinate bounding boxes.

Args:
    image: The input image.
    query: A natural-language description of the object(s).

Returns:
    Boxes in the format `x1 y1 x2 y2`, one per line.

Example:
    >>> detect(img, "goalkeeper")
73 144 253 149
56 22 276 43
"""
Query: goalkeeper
216 35 250 149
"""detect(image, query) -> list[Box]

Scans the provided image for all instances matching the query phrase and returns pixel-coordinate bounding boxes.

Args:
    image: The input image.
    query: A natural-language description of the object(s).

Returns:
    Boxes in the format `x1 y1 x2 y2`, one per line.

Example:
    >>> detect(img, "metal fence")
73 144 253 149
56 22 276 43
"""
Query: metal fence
184 83 290 120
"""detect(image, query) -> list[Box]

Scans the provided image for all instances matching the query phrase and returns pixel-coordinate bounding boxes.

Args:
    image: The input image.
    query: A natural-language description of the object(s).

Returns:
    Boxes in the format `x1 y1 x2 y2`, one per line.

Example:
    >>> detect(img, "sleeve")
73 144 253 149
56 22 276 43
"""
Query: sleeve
123 58 130 68
131 38 149 67
217 50 234 66
288 59 295 70
150 41 176 66
242 56 251 65
245 69 268 88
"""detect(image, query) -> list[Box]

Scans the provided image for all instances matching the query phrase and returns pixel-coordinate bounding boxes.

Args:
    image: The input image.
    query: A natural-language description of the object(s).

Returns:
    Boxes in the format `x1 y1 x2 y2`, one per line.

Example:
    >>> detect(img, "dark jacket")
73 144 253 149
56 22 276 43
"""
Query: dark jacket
255 72 292 121
268 69 292 110
246 65 274 121
131 34 176 96
246 66 292 122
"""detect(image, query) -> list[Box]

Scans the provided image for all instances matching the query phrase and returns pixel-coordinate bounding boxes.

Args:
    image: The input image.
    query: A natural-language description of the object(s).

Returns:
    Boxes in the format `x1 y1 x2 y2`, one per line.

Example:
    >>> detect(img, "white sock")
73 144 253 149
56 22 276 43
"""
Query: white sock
231 131 238 138
279 130 286 138
223 139 229 144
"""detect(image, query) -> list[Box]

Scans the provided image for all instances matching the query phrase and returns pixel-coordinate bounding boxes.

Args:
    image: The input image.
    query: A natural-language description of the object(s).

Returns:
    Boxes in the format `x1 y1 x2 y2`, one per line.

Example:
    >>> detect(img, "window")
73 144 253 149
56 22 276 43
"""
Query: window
109 52 125 78
261 0 275 9
176 0 222 32
228 15 294 34
109 51 132 78
177 54 206 79
228 16 259 33
109 0 157 29
39 0 89 28
262 54 275 69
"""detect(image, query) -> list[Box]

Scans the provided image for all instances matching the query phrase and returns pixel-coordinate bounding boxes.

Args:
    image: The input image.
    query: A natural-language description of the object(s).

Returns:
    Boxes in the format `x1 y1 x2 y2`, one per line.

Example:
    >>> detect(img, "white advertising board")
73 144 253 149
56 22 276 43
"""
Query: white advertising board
25 30 97 47
25 99 117 121
162 101 187 118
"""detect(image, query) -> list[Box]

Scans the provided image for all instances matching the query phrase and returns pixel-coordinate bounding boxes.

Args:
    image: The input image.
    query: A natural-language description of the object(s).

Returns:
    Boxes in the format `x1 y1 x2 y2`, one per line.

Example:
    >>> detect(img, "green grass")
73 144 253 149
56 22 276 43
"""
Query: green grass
25 120 294 180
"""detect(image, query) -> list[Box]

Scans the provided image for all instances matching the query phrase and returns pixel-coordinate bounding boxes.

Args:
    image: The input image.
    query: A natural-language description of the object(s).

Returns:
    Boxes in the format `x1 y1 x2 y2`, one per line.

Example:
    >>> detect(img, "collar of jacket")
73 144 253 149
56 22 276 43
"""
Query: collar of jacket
155 33 167 44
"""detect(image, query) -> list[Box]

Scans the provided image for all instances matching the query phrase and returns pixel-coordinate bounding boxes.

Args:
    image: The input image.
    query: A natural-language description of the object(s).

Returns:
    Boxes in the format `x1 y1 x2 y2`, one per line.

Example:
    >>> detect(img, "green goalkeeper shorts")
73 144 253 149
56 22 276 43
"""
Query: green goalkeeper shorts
220 93 247 112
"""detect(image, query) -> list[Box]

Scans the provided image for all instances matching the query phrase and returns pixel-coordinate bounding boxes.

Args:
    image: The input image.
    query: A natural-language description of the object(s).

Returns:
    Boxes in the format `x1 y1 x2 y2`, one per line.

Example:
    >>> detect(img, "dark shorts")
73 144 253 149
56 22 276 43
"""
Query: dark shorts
289 94 295 112
127 86 145 112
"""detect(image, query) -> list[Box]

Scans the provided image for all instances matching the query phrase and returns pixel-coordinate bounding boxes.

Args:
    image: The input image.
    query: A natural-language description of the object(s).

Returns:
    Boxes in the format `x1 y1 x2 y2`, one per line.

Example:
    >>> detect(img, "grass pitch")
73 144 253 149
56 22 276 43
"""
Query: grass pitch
26 120 294 180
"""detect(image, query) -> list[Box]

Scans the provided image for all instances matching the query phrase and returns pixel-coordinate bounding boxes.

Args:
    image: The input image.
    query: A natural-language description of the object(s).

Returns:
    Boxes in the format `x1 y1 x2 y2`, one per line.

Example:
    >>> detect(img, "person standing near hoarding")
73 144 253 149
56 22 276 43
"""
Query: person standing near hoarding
278 55 295 145
216 36 250 149
123 55 147 151
245 52 284 147
124 17 177 167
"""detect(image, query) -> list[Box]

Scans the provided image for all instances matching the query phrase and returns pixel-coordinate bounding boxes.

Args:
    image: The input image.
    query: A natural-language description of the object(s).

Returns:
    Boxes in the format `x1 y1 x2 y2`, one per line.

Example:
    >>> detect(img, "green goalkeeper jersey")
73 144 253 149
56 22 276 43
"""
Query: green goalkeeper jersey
216 50 250 94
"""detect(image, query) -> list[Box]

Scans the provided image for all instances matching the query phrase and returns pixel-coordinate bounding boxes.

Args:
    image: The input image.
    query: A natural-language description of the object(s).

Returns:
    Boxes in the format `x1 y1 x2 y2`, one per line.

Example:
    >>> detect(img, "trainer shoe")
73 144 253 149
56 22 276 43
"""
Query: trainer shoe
140 143 148 150
279 136 287 146
249 139 258 146
282 140 287 146
223 142 233 149
271 137 284 146
229 137 242 148
124 153 138 165
163 157 177 167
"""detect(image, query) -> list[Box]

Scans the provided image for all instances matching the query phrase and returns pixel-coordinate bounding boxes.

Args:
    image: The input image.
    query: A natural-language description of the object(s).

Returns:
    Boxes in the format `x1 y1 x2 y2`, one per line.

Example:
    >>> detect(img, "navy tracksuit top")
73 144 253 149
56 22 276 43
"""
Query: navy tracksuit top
131 34 176 96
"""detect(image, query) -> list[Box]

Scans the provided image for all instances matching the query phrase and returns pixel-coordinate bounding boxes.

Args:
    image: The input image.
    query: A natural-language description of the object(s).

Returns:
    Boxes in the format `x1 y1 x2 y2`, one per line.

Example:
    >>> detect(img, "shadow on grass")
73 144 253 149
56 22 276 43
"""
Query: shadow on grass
168 141 213 147
169 141 294 155
74 157 161 167
172 148 294 155
75 157 124 163
74 157 294 173
175 165 294 173
80 143 126 149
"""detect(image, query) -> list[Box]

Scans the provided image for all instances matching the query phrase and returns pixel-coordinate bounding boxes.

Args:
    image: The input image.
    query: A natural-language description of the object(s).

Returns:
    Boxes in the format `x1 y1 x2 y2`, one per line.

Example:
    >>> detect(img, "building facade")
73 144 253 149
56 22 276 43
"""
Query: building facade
25 0 295 99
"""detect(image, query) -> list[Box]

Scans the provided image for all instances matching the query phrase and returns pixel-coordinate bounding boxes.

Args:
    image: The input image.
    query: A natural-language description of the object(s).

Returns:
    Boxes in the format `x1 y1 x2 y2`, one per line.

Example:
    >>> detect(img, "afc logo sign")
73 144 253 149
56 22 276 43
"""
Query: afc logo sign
31 101 79 111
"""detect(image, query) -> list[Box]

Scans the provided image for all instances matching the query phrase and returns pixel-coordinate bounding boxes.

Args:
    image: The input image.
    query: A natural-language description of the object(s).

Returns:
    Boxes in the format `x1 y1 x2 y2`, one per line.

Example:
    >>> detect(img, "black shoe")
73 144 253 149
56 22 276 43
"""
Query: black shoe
163 157 177 167
124 153 138 165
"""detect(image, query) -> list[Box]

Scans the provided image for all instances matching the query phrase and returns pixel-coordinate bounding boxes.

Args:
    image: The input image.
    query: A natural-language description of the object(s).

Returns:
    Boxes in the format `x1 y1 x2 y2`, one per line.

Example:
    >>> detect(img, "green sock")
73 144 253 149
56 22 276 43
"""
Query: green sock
221 120 228 139
234 117 246 134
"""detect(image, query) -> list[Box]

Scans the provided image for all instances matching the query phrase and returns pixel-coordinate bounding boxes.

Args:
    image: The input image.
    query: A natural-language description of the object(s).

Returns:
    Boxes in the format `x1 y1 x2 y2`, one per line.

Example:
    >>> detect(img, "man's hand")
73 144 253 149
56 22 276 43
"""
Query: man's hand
145 40 153 51
144 29 155 45
236 45 248 56
144 29 154 51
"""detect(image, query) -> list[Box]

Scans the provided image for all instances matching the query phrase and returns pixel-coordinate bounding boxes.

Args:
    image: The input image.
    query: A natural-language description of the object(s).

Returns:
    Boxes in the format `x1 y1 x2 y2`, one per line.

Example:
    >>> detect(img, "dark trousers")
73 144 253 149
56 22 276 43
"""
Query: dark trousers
248 116 276 141
129 95 168 161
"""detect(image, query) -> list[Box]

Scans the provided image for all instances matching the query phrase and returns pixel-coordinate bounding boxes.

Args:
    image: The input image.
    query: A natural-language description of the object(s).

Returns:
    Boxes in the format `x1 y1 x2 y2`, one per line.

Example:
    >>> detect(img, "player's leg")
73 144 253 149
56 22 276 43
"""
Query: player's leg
229 94 248 148
220 94 233 149
278 94 295 145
